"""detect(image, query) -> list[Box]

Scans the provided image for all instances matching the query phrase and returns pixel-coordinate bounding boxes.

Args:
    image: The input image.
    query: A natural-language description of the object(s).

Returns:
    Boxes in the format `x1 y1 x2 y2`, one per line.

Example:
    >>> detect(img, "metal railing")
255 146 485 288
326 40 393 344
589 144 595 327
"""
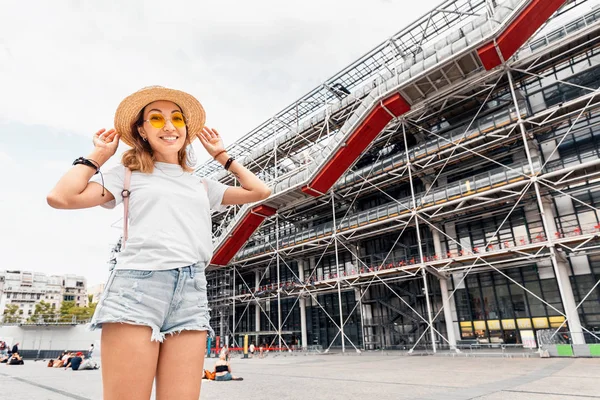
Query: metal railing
1 314 91 326
236 158 540 259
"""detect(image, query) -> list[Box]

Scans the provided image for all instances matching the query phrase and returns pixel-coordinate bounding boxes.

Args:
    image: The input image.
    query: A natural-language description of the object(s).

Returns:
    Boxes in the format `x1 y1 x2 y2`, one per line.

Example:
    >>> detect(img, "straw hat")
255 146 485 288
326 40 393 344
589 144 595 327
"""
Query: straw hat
114 86 206 147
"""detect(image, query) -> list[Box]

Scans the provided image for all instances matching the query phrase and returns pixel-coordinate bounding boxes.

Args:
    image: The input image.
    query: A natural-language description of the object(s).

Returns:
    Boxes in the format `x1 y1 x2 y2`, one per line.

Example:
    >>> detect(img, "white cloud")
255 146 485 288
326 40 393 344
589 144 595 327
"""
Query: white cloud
0 150 14 166
1 0 440 141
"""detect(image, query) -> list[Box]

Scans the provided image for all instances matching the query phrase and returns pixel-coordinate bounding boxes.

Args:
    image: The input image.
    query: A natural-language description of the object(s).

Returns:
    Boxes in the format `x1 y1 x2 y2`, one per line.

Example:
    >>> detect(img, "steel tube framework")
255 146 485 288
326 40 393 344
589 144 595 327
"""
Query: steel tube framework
202 0 600 354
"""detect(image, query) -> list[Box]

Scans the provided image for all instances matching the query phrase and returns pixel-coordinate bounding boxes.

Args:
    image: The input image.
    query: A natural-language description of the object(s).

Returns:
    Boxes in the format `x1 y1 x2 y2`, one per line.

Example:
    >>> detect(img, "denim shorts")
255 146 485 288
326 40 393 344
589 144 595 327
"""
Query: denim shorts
89 263 213 342
215 372 233 381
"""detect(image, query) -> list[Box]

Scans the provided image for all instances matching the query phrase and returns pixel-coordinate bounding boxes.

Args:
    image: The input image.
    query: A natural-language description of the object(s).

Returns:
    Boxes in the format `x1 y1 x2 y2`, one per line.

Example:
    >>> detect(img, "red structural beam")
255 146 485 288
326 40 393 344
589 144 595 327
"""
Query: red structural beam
478 0 567 70
212 94 409 266
211 205 277 266
302 93 411 196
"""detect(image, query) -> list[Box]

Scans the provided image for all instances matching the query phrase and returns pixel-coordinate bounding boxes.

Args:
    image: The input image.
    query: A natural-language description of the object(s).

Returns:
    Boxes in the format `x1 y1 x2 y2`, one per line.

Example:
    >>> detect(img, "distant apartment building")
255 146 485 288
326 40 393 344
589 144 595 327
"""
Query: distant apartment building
0 270 88 320
87 283 106 304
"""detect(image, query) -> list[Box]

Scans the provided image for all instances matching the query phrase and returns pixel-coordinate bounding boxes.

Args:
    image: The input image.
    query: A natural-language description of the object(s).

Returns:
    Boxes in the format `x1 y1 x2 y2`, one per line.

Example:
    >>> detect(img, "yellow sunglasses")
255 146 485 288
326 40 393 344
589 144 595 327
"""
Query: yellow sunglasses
144 112 186 129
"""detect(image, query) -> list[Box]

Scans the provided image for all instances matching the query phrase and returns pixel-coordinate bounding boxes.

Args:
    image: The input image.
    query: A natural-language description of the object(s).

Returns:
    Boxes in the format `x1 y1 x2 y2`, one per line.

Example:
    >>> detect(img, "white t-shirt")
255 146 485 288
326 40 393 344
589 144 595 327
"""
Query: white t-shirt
90 162 229 271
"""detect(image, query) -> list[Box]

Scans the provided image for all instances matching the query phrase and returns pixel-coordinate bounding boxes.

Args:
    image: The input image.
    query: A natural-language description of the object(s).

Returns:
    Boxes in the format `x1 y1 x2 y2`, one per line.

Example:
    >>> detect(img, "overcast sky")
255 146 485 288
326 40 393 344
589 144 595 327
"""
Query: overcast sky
0 0 445 287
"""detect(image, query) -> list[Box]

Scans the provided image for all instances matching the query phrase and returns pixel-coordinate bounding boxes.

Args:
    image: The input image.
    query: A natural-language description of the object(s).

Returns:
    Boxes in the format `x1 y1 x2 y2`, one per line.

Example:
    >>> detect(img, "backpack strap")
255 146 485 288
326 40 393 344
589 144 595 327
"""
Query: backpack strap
122 167 132 247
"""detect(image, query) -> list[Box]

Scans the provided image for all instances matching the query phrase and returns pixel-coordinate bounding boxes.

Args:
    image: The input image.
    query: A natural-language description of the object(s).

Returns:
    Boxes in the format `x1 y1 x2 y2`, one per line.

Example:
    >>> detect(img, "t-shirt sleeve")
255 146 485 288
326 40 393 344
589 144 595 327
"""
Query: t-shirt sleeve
89 164 125 209
202 178 229 213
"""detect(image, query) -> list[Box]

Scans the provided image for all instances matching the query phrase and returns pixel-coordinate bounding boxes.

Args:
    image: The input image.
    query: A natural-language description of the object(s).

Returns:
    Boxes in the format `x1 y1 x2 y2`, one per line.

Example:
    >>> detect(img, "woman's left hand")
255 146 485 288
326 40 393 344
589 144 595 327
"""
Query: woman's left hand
198 127 225 158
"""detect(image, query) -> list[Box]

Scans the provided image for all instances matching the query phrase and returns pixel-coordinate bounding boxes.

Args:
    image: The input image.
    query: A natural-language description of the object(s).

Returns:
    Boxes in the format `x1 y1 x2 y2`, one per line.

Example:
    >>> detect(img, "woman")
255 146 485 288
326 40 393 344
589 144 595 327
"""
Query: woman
7 352 24 365
47 86 270 399
214 352 242 381
53 351 70 368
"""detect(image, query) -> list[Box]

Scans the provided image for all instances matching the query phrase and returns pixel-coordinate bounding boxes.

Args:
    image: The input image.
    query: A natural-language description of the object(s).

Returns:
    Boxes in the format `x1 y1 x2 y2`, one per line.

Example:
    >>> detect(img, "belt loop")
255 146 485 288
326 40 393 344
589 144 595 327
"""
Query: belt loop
189 265 195 279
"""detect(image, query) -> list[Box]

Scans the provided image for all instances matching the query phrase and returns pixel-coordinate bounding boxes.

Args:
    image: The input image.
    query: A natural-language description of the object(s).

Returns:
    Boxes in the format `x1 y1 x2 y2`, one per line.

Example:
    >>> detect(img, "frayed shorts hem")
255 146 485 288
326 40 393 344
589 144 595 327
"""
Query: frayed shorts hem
89 320 214 342
89 320 165 342
163 325 215 339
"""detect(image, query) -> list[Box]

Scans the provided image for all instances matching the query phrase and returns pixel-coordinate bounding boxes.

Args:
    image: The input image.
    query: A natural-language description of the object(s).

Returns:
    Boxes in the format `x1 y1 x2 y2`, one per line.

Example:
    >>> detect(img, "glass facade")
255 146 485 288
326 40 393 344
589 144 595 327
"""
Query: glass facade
306 291 362 348
452 265 568 344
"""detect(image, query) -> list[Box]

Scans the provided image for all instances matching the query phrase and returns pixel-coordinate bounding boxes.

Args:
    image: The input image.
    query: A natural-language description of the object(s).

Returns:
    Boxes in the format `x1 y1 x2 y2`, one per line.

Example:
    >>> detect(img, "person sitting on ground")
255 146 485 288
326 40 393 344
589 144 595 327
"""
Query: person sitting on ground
249 342 255 358
65 351 76 365
79 355 100 370
64 352 84 370
0 341 8 358
55 351 71 368
213 352 242 381
7 352 24 365
65 352 99 371
52 352 66 368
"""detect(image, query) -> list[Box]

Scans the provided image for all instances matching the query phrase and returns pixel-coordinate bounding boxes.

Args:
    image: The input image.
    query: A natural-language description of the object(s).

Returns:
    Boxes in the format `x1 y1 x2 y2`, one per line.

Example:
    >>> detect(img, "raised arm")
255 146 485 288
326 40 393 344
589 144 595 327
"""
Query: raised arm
198 127 271 205
47 129 120 209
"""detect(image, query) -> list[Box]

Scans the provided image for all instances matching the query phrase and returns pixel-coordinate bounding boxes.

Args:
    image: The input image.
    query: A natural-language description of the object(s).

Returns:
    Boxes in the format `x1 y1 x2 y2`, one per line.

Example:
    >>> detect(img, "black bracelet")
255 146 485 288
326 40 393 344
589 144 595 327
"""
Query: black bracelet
73 157 105 197
224 157 235 171
73 157 99 174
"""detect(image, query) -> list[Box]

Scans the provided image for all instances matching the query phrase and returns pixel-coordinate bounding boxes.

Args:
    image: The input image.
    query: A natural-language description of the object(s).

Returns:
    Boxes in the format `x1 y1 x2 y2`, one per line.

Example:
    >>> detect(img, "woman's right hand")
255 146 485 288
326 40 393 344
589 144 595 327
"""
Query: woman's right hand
92 128 120 156
47 128 120 209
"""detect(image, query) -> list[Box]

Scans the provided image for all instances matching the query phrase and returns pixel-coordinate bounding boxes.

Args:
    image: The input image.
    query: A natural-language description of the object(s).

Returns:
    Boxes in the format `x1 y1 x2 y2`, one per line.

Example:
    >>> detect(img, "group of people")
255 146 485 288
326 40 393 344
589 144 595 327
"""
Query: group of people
0 341 24 365
48 345 99 371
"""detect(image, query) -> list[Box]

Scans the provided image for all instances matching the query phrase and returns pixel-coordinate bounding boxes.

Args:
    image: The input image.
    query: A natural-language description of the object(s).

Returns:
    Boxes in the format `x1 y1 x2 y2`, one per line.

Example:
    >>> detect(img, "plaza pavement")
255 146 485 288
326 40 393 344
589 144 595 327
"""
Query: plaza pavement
0 352 598 399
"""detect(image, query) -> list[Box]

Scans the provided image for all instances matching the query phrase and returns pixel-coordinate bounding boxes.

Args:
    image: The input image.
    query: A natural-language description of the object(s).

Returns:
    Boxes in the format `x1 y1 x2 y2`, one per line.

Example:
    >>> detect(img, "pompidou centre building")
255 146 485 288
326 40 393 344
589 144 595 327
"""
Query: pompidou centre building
197 0 600 353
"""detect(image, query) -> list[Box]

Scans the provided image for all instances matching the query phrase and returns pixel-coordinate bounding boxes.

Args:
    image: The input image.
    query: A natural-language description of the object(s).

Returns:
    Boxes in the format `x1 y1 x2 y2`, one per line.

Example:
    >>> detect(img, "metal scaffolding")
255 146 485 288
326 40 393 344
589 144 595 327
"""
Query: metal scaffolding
203 0 600 353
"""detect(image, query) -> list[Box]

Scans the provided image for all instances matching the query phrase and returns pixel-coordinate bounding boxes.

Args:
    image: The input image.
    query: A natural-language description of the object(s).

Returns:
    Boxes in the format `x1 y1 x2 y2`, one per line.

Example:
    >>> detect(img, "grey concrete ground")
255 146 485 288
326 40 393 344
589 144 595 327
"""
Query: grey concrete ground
0 353 598 400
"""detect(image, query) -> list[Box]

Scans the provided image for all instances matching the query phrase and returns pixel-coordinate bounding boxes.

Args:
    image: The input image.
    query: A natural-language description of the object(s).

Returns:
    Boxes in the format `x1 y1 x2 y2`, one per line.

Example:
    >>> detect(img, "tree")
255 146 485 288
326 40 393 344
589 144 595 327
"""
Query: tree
28 301 57 323
59 300 76 322
2 304 20 324
88 300 97 316
59 300 96 323
69 305 94 322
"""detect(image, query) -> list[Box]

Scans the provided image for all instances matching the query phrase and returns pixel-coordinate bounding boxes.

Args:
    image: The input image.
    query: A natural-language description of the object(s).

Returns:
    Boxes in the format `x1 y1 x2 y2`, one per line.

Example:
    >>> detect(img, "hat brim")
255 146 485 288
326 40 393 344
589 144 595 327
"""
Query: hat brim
114 86 206 147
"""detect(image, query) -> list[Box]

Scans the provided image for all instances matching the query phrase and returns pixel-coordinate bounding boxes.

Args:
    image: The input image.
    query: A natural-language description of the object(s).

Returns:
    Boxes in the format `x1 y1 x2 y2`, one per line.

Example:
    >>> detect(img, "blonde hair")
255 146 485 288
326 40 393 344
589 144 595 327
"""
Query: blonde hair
121 107 194 173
